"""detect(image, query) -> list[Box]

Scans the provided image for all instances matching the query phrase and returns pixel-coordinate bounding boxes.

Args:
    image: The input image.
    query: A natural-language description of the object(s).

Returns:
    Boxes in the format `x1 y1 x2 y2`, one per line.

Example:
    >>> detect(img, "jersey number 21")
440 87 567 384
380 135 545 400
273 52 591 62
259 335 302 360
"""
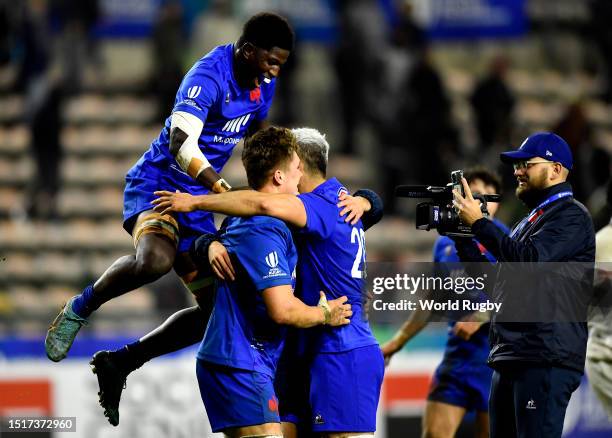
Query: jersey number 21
351 227 366 279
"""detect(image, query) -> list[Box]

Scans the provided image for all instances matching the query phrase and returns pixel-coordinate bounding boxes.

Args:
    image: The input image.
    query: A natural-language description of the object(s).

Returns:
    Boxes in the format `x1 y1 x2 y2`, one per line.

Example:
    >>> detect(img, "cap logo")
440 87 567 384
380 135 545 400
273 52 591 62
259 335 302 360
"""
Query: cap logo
545 150 552 157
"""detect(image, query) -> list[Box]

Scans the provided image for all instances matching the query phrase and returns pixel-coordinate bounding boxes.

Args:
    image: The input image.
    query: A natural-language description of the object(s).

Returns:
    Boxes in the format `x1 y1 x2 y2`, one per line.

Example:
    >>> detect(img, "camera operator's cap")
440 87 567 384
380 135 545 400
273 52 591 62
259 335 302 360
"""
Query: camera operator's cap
500 132 573 170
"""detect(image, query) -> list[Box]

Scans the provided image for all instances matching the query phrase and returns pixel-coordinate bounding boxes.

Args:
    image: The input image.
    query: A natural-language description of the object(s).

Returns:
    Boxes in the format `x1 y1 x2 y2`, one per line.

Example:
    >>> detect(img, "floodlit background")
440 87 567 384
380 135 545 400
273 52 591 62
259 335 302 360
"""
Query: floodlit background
0 0 611 437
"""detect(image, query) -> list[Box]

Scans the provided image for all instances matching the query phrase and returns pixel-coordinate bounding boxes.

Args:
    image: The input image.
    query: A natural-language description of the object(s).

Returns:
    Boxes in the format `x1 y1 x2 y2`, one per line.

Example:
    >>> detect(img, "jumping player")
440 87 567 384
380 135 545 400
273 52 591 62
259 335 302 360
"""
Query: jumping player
154 127 385 437
382 168 508 438
45 13 294 362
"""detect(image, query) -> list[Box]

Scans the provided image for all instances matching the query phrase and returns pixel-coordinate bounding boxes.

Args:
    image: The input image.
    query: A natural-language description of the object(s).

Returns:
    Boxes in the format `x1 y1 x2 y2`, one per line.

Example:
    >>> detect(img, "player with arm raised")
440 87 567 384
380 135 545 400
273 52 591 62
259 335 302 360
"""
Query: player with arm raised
45 13 294 362
154 127 385 437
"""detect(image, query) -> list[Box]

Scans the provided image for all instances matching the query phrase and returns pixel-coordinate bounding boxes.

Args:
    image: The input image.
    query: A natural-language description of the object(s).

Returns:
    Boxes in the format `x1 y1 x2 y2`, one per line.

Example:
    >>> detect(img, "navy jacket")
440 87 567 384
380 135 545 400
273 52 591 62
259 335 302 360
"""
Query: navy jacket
456 182 595 372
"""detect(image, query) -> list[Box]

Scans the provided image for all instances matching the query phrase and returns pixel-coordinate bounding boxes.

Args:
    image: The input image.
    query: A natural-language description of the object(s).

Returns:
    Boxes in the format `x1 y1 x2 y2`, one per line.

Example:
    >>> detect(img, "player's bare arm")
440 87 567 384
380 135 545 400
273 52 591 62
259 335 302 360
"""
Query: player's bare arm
381 306 432 365
263 288 352 328
169 111 231 193
152 189 372 228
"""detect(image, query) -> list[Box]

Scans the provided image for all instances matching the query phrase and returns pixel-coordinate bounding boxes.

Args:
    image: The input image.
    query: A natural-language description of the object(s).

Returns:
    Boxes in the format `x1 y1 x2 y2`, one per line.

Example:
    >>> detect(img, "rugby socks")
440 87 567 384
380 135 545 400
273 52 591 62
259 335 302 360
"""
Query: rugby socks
112 341 146 375
71 284 97 318
112 306 209 374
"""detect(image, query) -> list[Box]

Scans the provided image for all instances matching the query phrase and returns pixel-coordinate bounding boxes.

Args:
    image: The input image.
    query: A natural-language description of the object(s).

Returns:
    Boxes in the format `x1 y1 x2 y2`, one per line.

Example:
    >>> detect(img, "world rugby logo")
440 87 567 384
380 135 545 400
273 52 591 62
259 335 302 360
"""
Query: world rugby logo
265 251 279 268
187 86 201 99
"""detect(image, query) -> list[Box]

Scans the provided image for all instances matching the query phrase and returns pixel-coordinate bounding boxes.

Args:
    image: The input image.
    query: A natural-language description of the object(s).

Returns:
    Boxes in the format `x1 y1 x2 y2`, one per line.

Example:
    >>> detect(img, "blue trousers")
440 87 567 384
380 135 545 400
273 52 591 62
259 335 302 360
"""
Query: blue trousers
489 364 582 438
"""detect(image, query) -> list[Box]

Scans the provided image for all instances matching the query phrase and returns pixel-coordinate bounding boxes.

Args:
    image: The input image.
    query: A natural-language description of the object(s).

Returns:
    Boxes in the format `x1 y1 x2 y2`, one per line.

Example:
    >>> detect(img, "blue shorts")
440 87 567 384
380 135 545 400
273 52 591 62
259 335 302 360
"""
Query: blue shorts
275 341 310 426
196 359 280 433
309 345 384 433
123 158 217 253
428 358 493 412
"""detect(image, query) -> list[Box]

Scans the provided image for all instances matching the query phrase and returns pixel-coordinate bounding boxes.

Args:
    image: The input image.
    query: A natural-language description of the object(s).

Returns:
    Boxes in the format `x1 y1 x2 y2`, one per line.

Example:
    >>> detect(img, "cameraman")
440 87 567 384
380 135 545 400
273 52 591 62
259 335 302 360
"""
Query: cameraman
382 168 508 438
452 132 596 438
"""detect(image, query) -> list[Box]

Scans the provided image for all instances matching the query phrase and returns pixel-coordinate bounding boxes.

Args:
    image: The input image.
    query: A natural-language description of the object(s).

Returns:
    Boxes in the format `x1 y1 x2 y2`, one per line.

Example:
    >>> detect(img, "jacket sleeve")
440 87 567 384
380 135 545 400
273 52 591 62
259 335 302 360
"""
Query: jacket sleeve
472 205 591 262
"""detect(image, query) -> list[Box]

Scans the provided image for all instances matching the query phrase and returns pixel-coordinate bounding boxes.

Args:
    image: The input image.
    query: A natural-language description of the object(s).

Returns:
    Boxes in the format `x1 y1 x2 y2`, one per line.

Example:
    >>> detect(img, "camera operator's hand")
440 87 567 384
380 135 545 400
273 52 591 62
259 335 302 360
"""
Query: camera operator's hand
453 177 484 226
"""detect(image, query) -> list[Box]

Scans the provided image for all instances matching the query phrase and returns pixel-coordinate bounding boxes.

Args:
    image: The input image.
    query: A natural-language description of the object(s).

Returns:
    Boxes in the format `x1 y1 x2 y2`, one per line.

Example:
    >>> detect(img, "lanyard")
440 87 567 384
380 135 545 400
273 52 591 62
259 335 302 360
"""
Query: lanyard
510 191 573 238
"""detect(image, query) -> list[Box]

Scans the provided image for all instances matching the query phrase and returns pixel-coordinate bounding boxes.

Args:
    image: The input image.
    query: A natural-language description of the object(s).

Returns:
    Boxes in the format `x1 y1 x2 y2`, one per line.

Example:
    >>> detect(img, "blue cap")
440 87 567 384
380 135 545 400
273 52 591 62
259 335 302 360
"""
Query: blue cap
500 132 573 170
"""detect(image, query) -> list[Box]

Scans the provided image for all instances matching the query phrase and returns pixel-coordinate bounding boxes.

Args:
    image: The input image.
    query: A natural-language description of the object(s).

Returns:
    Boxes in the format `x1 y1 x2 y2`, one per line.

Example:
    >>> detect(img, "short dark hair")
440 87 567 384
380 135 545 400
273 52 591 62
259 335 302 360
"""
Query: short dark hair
237 12 294 51
465 166 502 194
242 126 298 190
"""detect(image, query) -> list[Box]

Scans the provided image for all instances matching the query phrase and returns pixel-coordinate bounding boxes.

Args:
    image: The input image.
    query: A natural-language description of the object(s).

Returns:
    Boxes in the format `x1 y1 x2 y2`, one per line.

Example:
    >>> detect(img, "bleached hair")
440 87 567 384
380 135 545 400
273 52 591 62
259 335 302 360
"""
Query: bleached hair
291 127 329 176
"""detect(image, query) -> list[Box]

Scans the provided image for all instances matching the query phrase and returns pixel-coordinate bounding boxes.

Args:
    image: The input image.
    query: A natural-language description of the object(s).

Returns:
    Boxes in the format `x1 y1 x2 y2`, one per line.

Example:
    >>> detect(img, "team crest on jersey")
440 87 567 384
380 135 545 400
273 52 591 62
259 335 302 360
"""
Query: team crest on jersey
337 187 348 199
250 87 261 103
187 85 201 99
222 113 251 133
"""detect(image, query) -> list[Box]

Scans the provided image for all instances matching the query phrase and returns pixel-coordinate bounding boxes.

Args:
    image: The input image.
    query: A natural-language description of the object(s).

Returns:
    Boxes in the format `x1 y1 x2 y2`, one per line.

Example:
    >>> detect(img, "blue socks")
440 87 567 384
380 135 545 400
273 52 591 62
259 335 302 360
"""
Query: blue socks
71 284 96 318
112 341 145 373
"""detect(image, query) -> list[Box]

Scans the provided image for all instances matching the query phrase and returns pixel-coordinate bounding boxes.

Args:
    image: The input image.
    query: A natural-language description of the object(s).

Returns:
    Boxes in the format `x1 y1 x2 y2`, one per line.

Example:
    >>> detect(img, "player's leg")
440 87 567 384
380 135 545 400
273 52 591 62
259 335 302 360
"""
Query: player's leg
465 362 492 438
474 411 489 438
421 401 466 438
309 345 384 437
423 359 477 438
280 422 298 438
45 210 179 362
92 260 216 426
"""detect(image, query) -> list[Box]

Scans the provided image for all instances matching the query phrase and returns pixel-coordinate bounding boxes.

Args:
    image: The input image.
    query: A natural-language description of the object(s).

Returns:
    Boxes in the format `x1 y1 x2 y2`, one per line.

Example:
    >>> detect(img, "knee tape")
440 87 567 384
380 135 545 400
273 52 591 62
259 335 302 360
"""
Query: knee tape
132 212 179 249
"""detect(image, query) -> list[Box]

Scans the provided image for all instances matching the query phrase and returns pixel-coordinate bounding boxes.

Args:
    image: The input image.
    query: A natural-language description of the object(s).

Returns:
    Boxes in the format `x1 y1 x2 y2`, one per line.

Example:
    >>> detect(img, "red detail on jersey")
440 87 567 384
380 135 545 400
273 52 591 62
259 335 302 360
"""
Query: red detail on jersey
268 395 279 412
250 87 261 103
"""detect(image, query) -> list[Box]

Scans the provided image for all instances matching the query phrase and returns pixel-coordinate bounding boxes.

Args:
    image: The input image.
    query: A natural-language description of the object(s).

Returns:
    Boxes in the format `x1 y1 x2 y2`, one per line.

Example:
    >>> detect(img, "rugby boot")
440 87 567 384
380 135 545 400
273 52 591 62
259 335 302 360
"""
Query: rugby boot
90 350 127 426
45 296 88 362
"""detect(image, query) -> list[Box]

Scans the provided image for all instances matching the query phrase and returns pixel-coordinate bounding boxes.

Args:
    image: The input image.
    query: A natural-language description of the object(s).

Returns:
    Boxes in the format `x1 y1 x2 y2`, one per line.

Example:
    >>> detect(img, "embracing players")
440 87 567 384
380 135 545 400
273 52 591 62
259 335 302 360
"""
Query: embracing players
154 127 385 437
193 126 353 437
45 13 294 362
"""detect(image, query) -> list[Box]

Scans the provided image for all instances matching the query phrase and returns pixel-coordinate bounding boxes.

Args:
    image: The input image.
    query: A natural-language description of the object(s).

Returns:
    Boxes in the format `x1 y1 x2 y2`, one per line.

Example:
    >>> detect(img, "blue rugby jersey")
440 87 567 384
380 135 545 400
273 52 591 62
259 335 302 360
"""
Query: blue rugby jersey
434 218 510 364
197 215 297 378
295 178 378 353
135 43 275 177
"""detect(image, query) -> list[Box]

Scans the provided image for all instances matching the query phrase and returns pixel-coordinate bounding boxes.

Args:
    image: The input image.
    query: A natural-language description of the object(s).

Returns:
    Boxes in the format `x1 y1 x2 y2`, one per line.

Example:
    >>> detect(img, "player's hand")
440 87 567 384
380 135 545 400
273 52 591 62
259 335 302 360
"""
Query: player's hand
452 177 484 226
337 193 371 225
151 190 196 215
324 292 352 326
452 321 484 341
209 241 235 281
380 338 402 367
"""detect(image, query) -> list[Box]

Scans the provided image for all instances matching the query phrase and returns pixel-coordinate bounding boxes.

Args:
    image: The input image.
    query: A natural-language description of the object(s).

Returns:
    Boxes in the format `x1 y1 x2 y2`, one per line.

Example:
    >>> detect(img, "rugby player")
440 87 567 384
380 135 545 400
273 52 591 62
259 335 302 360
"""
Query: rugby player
382 168 508 438
153 127 385 437
45 13 294 362
201 126 352 437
